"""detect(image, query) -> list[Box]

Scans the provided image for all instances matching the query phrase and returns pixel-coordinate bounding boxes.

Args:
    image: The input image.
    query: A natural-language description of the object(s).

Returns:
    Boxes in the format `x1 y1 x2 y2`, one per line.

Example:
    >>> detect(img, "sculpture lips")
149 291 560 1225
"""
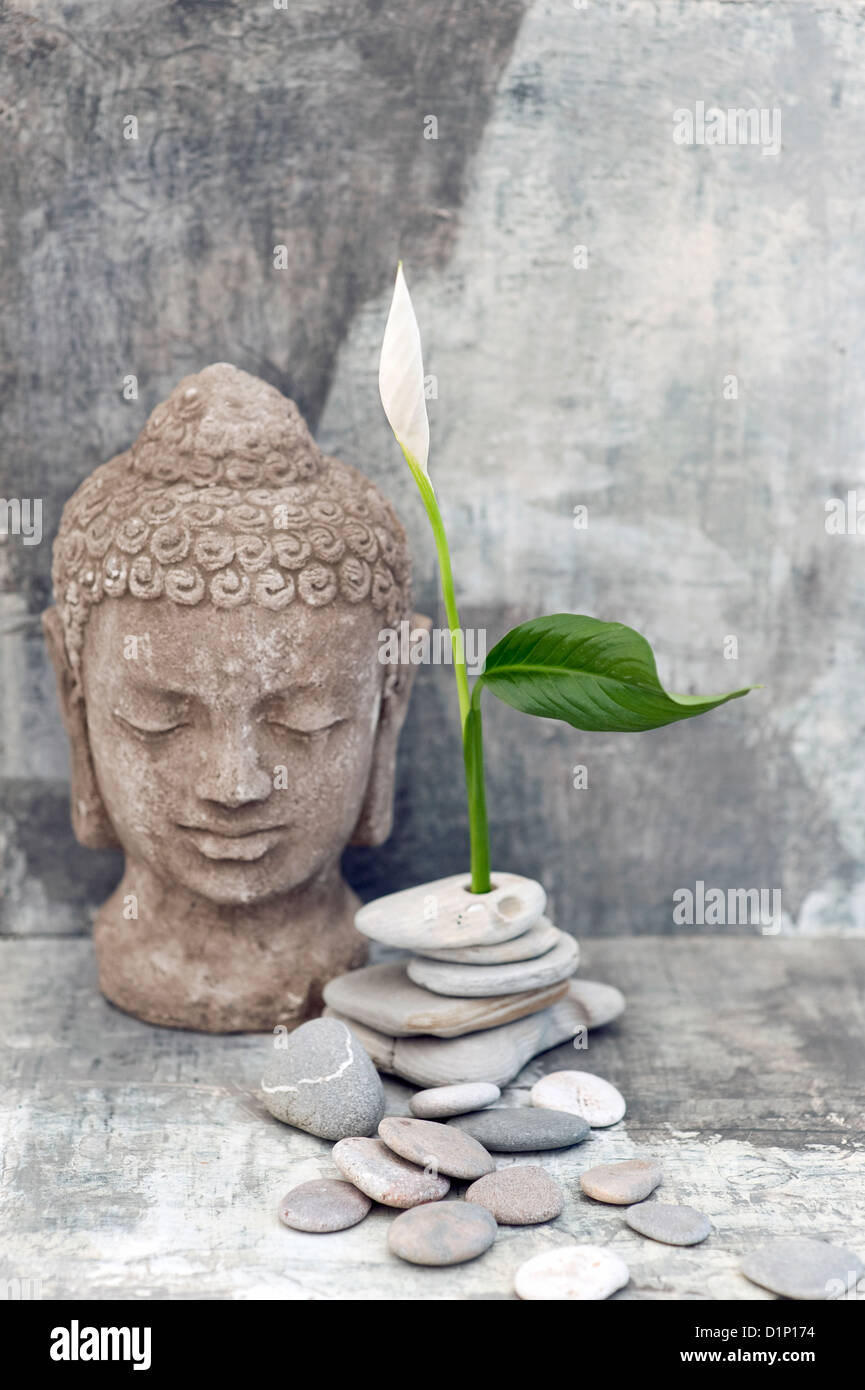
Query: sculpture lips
179 824 286 862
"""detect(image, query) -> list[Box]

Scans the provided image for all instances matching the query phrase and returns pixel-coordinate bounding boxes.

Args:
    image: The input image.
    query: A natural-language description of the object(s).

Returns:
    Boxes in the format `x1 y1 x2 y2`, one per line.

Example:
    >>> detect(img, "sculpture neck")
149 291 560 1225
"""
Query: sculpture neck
92 857 367 1033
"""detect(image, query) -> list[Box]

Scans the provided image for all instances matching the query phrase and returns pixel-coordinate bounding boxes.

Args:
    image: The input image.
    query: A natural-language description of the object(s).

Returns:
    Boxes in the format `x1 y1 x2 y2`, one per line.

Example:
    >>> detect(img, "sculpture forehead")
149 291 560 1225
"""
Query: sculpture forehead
83 595 385 697
51 364 412 670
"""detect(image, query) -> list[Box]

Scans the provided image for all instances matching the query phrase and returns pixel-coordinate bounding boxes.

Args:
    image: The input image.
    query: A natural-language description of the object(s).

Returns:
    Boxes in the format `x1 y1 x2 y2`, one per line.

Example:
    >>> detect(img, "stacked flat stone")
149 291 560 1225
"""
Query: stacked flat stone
322 873 625 1087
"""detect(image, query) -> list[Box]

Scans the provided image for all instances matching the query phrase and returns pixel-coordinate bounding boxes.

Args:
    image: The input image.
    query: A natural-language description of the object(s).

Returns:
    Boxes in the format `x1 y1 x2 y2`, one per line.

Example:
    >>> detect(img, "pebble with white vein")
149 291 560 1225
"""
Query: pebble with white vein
260 1017 384 1139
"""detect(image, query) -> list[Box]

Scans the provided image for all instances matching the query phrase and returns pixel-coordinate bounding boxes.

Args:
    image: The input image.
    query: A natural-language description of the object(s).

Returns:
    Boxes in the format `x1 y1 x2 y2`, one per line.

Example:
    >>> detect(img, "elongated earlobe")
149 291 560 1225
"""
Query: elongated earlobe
42 606 120 849
350 612 432 847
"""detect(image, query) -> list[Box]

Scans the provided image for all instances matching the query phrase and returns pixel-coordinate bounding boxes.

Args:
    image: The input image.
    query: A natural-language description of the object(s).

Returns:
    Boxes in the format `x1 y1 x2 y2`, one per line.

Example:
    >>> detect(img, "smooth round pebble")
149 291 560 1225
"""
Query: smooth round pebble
580 1159 663 1205
531 1069 626 1128
277 1179 371 1233
260 1017 384 1139
466 1165 564 1225
379 1115 494 1179
625 1202 710 1246
388 1200 498 1266
332 1136 450 1207
515 1245 630 1300
410 1082 501 1119
741 1237 864 1301
448 1107 590 1151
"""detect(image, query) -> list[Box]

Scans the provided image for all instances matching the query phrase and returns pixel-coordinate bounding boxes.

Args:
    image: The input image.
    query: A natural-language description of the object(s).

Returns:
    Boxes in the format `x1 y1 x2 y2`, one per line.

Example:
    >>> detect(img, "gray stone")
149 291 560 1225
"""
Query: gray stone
625 1202 710 1246
323 977 607 1088
414 917 562 965
332 1136 450 1208
410 1082 501 1118
514 1245 630 1301
322 961 568 1038
531 1069 626 1127
466 1165 564 1225
387 1200 497 1266
379 1115 494 1179
449 1107 590 1151
260 1018 384 1140
741 1237 864 1301
580 1159 663 1205
278 1179 371 1233
407 933 579 997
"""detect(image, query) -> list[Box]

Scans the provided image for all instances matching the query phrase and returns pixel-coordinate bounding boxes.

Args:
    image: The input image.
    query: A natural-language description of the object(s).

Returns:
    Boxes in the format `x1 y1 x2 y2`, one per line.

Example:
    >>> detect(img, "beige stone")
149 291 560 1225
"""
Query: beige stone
323 976 624 1087
331 1137 450 1208
43 364 427 1032
322 960 569 1038
354 871 546 949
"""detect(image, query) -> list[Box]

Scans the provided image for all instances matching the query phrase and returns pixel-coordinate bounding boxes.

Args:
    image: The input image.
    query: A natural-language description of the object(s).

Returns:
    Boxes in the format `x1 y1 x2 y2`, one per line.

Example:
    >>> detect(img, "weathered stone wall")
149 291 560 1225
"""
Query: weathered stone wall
3 0 864 938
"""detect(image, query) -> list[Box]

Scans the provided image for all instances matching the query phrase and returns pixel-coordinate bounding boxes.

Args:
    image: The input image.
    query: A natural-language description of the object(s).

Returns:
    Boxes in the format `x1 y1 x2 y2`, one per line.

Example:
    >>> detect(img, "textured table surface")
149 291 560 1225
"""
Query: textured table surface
1 936 863 1301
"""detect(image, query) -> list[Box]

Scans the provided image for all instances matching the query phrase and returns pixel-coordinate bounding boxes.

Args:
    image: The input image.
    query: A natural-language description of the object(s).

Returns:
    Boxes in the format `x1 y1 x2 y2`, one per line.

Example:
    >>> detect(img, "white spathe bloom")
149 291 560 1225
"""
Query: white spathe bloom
379 263 430 477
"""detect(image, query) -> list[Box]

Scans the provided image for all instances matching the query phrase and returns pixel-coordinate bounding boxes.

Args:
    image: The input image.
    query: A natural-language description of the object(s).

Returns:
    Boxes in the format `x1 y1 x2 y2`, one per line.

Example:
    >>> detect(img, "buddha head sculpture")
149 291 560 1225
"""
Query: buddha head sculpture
43 364 427 1032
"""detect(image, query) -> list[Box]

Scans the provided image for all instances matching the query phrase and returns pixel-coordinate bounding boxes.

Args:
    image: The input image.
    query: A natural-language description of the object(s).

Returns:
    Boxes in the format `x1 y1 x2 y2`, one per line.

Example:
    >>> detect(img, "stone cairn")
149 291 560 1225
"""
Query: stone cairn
320 871 625 1089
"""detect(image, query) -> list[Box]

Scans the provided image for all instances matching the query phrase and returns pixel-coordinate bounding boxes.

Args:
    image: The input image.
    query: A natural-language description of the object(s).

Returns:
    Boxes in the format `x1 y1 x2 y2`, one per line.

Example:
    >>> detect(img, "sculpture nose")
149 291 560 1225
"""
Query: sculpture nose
194 726 272 808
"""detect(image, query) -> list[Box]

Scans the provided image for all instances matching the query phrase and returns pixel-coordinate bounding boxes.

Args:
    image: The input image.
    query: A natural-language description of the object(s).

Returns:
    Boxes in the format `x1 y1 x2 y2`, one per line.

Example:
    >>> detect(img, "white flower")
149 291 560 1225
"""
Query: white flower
378 263 430 477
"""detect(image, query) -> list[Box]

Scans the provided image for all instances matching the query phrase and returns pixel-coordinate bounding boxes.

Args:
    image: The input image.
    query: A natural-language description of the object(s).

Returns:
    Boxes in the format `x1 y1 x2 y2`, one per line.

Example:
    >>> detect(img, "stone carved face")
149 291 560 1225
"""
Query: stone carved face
42 367 425 1028
77 596 391 905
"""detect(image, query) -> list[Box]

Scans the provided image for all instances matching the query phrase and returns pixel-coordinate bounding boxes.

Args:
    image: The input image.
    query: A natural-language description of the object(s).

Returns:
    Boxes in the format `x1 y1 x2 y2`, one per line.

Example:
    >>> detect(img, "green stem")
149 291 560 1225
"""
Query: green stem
464 693 491 893
407 460 470 729
400 446 491 892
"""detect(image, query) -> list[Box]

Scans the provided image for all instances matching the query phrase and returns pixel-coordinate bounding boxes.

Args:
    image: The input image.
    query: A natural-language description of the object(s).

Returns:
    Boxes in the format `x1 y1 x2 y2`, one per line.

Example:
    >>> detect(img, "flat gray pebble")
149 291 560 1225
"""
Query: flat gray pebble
278 1179 371 1233
741 1237 864 1301
449 1107 590 1151
387 1200 498 1266
625 1202 710 1246
466 1165 564 1225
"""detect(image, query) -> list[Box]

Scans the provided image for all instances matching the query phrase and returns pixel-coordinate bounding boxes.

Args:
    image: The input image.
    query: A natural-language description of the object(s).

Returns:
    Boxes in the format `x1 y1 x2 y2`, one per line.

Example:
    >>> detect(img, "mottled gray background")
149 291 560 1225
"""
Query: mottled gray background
2 0 864 940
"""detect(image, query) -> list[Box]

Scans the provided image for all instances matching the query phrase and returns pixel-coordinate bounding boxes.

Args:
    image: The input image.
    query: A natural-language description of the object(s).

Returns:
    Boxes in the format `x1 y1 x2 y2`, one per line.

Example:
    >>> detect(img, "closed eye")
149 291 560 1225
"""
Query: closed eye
113 711 189 737
260 716 344 738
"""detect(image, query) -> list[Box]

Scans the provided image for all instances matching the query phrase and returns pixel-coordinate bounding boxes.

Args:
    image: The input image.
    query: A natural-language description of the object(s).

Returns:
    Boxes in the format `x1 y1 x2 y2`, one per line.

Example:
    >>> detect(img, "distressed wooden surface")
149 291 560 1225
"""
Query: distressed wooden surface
1 936 862 1301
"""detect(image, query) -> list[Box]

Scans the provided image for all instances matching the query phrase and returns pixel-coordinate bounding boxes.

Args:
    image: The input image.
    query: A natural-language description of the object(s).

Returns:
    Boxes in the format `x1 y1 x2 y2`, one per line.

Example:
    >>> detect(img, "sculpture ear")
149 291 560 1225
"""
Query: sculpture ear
350 611 433 847
42 607 121 850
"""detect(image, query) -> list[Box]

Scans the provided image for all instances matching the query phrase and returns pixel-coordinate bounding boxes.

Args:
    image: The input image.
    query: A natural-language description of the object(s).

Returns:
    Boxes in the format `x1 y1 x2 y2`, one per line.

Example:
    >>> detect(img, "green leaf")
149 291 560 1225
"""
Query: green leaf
473 613 757 733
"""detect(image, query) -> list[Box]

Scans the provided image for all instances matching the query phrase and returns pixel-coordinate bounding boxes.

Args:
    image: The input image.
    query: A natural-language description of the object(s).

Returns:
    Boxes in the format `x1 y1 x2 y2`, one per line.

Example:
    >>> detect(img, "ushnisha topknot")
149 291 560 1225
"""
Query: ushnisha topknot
52 363 412 669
